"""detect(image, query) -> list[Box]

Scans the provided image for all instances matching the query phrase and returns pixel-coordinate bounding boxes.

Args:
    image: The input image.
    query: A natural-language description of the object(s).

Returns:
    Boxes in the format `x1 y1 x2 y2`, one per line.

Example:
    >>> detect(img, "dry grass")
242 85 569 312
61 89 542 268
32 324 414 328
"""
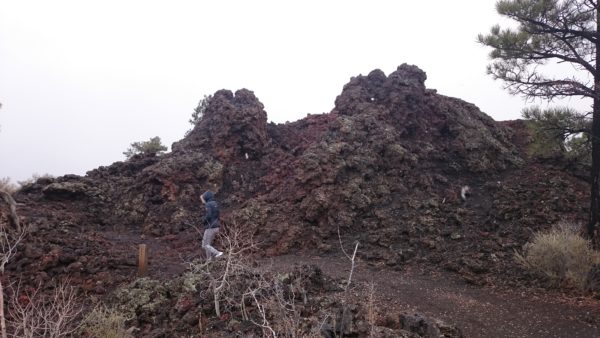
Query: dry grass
515 223 600 290
0 178 18 195
79 305 133 338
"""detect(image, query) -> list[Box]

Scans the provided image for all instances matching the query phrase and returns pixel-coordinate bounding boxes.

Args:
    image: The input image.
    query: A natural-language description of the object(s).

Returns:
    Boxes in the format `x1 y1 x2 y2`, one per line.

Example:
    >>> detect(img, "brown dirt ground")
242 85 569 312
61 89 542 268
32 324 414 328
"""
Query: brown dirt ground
104 228 600 338
261 254 600 338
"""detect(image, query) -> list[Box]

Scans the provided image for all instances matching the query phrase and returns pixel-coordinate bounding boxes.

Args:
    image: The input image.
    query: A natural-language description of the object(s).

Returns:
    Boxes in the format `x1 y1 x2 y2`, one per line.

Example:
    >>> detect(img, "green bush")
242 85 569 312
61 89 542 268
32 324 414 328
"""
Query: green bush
189 94 212 126
123 136 168 159
515 224 600 290
185 94 212 136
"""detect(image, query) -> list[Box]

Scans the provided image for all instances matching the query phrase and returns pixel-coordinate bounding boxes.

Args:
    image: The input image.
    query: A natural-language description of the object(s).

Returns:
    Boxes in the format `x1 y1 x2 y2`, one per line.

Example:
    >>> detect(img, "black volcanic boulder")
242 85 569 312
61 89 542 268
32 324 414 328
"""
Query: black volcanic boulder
173 89 270 162
332 63 521 172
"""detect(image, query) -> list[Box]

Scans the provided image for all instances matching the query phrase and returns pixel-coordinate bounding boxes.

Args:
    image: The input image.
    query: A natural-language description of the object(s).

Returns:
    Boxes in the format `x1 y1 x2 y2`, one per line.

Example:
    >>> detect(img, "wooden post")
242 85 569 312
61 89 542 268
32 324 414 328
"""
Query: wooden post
138 244 148 276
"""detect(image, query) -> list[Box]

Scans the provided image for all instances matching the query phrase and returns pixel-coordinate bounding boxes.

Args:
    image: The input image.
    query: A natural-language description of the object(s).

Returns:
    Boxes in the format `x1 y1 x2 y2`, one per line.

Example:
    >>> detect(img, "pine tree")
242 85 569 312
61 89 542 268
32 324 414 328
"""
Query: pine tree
185 94 212 137
479 0 600 242
123 136 168 159
189 94 213 126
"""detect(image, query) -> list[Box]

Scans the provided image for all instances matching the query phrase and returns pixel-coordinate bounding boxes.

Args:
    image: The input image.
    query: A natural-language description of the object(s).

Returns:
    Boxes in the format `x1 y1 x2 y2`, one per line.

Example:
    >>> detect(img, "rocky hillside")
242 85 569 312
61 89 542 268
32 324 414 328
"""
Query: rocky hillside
6 64 590 290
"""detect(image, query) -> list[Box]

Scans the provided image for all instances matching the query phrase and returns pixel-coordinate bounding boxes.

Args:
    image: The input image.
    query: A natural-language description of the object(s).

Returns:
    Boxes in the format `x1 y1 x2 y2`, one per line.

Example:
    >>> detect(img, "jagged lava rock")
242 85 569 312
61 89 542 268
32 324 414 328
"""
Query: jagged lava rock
8 64 589 290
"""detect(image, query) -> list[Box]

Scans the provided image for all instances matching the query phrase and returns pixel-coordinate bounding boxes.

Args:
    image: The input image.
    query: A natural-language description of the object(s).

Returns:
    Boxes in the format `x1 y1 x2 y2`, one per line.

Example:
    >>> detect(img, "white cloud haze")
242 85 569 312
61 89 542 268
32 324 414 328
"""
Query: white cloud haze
0 0 592 182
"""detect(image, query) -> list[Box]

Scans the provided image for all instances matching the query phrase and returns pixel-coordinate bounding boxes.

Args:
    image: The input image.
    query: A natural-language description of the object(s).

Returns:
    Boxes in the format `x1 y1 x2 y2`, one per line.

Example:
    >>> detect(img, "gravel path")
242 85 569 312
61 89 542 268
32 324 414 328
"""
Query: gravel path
262 254 600 338
105 228 600 338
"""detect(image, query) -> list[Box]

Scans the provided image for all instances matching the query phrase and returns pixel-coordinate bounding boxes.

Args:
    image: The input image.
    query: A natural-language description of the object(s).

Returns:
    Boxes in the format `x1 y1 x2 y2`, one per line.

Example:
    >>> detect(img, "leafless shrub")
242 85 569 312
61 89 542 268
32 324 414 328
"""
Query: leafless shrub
244 272 314 338
0 179 17 196
188 221 327 337
7 280 83 338
515 223 600 290
17 173 54 188
246 284 277 338
79 305 133 338
193 221 258 317
338 227 359 294
338 226 359 338
185 222 377 337
0 190 21 232
0 189 27 338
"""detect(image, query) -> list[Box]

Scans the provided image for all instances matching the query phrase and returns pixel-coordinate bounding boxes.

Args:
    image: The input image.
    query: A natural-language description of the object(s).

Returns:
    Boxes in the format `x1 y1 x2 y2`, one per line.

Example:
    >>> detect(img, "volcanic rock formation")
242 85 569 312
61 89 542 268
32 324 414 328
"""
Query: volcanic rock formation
6 63 589 290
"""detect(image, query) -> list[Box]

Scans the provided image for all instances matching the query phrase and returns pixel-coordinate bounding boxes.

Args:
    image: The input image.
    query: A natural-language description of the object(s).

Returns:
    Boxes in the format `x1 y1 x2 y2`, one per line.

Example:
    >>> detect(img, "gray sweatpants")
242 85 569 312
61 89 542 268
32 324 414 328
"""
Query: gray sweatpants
202 227 220 260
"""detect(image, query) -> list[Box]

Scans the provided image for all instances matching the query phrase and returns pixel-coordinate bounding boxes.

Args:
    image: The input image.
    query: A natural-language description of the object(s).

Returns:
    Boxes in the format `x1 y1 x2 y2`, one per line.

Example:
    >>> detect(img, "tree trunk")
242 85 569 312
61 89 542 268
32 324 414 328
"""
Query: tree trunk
589 7 600 246
590 103 600 243
0 280 7 338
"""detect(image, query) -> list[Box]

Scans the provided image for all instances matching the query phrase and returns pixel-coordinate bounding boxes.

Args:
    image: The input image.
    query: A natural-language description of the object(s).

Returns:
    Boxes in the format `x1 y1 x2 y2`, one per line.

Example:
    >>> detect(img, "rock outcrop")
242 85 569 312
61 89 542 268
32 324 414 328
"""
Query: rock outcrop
8 64 589 290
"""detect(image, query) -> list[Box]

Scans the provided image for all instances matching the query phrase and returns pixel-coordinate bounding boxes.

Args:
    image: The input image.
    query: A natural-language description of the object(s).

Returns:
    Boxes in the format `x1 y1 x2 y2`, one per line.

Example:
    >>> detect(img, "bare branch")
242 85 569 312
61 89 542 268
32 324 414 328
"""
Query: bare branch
7 280 83 338
344 242 359 293
250 290 277 338
0 191 20 233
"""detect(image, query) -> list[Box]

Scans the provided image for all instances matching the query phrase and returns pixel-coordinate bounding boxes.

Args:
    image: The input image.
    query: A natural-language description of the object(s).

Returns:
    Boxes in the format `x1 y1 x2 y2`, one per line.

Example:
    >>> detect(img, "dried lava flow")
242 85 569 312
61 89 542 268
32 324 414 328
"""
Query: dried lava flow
2 64 598 336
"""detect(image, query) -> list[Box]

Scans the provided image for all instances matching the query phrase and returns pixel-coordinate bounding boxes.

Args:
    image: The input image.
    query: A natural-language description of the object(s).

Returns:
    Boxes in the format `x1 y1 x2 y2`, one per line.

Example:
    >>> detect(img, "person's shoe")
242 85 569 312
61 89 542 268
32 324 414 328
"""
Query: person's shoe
215 251 223 258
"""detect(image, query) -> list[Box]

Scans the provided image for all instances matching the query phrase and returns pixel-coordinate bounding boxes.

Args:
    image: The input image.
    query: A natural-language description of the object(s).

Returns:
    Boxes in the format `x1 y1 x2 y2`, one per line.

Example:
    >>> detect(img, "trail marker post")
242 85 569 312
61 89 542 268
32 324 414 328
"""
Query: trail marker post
138 244 148 276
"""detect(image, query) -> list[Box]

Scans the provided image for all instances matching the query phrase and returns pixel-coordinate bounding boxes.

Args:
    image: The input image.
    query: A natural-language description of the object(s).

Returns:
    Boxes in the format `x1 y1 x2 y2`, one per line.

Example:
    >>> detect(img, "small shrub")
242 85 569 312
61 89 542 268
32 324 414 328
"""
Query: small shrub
515 224 600 290
79 305 132 338
123 136 168 159
185 94 212 136
189 94 212 126
17 173 55 188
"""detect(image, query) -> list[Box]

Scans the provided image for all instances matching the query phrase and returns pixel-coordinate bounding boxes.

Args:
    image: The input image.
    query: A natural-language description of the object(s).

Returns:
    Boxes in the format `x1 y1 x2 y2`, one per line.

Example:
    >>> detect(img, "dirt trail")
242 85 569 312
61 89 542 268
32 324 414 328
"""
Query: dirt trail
261 254 600 338
102 229 600 338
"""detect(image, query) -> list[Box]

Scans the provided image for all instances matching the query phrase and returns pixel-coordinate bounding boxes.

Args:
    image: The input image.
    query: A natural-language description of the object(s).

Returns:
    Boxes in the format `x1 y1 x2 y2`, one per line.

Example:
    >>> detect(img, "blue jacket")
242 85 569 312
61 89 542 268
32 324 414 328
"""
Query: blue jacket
202 191 220 229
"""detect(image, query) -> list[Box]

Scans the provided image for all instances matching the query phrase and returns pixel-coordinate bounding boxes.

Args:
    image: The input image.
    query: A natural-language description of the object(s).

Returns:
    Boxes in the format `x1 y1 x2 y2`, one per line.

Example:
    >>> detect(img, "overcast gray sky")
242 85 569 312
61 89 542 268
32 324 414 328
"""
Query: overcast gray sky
0 0 592 183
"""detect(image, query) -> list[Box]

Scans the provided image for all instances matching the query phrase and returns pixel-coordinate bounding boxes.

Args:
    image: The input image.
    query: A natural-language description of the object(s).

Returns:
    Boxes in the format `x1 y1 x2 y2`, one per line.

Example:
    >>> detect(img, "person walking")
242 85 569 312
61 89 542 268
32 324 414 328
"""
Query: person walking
200 190 223 260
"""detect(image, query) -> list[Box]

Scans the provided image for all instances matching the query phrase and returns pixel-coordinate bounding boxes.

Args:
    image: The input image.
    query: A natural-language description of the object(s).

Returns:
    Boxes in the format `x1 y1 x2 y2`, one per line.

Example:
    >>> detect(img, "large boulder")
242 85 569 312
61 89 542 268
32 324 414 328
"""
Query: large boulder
173 89 270 162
